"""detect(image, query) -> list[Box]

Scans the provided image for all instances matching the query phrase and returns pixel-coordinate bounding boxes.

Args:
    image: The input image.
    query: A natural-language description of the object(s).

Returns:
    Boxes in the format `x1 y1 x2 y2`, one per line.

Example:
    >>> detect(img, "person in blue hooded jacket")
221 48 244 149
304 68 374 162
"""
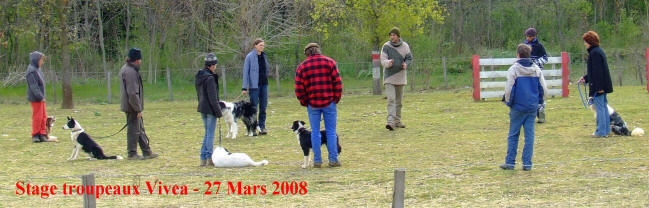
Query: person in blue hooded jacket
241 38 269 135
500 44 547 171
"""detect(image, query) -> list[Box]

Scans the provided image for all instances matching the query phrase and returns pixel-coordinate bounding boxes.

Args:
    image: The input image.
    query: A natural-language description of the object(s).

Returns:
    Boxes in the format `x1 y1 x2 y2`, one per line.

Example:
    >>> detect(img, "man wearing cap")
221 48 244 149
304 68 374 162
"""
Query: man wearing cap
195 53 221 166
295 43 343 168
523 27 549 123
380 27 413 131
119 48 158 160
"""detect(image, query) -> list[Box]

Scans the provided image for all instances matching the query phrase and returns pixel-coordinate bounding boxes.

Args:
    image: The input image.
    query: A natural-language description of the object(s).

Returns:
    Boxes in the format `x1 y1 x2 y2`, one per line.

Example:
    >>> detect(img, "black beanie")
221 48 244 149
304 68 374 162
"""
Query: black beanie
204 53 218 66
128 48 142 61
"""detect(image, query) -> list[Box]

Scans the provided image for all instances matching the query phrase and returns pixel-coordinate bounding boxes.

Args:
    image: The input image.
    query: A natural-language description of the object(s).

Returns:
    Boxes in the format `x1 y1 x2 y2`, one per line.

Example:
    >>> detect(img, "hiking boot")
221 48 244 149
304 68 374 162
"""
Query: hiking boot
143 152 159 160
259 129 268 135
499 164 514 170
537 111 546 123
313 162 322 168
127 155 143 160
32 135 42 143
206 158 214 166
386 124 395 131
395 123 406 128
200 160 207 167
328 162 341 168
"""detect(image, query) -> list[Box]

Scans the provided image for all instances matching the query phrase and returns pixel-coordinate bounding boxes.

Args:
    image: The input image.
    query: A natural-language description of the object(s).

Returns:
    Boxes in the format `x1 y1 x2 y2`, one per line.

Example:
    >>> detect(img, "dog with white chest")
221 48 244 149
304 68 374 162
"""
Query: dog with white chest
291 120 342 168
219 100 260 138
62 117 123 160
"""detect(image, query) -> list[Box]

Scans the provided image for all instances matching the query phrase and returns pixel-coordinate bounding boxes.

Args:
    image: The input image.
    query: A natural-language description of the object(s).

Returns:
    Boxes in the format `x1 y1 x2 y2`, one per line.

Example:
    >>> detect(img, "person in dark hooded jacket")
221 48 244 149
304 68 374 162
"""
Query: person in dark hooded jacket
195 53 222 166
26 51 52 142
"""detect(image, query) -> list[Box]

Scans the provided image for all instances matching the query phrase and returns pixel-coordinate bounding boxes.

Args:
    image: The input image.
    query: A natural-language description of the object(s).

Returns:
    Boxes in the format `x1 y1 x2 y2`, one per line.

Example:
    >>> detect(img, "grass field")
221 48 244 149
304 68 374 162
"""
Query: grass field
1 85 649 207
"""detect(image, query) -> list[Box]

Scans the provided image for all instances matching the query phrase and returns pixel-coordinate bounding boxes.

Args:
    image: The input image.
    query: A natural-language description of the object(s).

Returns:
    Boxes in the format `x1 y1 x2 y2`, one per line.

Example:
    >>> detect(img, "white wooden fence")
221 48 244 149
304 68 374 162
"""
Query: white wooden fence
471 52 571 100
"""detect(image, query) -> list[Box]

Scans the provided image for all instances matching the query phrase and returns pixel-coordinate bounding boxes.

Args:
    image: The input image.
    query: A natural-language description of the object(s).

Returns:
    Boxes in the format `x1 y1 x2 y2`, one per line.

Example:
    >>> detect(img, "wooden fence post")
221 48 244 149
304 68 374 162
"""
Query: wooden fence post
106 71 111 104
51 70 58 104
275 64 281 96
472 55 481 101
392 168 406 208
645 48 649 93
561 52 570 97
443 57 448 89
82 174 96 208
221 66 227 100
410 64 415 91
166 67 173 101
372 51 382 95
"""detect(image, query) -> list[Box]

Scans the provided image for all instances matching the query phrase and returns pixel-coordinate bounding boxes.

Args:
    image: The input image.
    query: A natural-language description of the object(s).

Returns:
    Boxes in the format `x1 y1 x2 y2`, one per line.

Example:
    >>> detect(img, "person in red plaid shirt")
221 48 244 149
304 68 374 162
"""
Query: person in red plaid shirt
295 43 342 168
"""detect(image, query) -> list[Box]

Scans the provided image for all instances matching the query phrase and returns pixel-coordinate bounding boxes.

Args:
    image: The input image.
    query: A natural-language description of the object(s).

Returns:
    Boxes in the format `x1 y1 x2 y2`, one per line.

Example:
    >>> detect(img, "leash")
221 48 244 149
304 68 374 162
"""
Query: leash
217 117 222 147
95 123 128 139
577 82 588 109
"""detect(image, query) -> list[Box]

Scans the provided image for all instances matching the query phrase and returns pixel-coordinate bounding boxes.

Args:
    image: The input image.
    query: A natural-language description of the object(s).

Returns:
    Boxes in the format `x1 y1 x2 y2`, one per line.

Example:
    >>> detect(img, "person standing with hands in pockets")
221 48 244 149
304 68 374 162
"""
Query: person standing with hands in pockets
295 43 343 168
380 27 413 131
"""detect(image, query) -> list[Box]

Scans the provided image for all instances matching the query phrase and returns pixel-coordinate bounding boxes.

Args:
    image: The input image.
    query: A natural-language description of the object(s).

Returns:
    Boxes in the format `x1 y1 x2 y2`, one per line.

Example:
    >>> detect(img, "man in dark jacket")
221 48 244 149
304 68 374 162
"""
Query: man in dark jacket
195 53 222 166
119 48 158 160
523 28 549 123
578 31 613 138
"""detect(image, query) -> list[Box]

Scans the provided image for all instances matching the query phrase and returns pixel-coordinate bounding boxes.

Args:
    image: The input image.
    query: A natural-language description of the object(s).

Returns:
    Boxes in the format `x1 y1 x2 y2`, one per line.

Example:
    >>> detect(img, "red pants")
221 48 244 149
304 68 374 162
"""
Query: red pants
31 102 47 136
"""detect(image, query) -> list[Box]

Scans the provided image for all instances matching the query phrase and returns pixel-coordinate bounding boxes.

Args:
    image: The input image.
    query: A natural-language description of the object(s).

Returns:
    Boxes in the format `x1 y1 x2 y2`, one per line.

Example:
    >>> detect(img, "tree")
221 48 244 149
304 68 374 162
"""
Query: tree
312 0 444 50
57 0 74 109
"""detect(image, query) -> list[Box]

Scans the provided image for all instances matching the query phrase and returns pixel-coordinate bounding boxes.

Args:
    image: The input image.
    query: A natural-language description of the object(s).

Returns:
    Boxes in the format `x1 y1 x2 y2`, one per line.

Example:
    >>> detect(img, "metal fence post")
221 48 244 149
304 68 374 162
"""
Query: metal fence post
166 67 173 101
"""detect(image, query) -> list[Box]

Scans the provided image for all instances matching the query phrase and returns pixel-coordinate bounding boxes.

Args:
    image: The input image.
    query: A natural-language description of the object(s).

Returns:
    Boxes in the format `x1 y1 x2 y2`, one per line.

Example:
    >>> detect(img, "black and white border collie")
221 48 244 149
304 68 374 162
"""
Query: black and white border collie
62 117 123 160
219 100 260 138
589 103 644 136
291 120 342 168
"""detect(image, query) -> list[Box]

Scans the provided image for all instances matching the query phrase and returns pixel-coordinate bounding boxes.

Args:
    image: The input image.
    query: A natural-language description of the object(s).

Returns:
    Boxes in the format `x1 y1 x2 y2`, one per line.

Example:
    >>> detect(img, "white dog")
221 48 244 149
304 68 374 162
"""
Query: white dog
211 146 268 167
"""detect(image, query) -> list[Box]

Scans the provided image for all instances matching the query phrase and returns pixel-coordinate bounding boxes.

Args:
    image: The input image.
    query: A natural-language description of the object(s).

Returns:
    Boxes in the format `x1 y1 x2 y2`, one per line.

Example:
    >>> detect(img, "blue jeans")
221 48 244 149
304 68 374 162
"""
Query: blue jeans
307 102 338 163
504 109 536 168
593 93 610 137
248 84 268 129
200 113 217 160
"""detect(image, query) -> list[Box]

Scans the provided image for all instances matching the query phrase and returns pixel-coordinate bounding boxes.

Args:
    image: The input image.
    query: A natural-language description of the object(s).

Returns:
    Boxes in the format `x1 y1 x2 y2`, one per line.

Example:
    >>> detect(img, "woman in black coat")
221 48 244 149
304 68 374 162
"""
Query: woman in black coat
195 53 222 166
578 31 613 138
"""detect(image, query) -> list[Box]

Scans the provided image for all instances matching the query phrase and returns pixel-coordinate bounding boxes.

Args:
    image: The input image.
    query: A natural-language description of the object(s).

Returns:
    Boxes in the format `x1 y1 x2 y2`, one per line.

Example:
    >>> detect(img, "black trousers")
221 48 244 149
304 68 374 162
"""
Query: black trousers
126 112 152 156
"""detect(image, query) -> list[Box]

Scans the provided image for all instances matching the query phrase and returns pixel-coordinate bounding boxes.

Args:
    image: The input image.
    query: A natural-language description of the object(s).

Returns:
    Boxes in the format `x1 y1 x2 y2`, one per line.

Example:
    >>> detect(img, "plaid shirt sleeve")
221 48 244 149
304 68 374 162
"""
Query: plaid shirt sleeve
294 64 308 106
330 60 342 104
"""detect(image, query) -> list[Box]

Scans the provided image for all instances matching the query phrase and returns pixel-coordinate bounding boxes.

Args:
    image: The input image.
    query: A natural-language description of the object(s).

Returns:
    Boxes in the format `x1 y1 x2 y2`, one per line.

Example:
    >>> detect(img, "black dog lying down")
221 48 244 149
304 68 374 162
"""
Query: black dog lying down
590 103 644 136
291 120 341 168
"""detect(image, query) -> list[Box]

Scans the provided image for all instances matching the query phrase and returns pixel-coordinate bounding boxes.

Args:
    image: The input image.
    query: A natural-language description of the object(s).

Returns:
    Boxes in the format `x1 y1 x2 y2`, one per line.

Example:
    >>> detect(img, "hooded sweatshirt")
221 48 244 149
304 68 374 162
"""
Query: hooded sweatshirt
504 59 548 113
195 68 222 117
26 51 45 102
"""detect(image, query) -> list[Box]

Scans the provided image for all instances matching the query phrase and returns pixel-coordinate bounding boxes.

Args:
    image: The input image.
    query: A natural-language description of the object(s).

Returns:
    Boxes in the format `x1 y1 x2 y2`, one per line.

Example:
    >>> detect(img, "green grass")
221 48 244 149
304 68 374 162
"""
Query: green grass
1 85 649 207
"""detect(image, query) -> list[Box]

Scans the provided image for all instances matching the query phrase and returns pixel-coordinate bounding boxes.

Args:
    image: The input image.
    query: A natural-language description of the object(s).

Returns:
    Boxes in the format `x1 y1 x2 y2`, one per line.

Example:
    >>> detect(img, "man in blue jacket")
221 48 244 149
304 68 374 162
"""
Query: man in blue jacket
500 44 547 171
